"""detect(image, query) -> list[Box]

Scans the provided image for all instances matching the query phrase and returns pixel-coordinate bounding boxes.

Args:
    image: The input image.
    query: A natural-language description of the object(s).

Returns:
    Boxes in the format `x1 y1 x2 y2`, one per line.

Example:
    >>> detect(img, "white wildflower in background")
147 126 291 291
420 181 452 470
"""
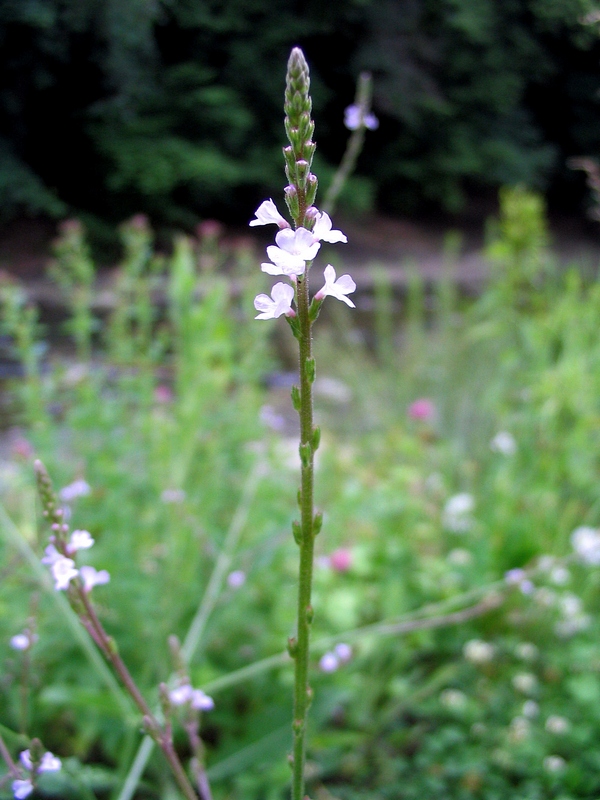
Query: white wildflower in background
344 104 379 131
512 672 537 695
59 479 91 502
169 683 214 711
314 376 352 404
545 715 570 734
13 749 62 797
509 716 531 742
440 689 467 710
249 199 290 229
515 642 538 662
534 587 557 607
254 282 295 319
504 568 527 585
490 431 517 455
169 684 193 705
550 566 570 585
443 493 474 533
447 548 473 566
544 755 566 772
571 526 600 565
463 639 494 664
522 700 539 718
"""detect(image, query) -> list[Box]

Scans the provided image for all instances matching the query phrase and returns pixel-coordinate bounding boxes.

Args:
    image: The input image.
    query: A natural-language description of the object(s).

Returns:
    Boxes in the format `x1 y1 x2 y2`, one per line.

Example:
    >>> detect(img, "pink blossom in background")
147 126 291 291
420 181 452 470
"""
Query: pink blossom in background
329 548 352 573
196 219 223 239
11 436 34 460
408 398 435 421
154 384 174 404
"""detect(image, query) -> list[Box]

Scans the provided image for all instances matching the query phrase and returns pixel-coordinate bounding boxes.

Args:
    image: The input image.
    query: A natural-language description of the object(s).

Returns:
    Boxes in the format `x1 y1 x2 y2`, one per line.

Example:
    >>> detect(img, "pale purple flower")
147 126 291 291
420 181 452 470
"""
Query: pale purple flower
249 199 290 229
261 228 320 277
12 779 33 799
10 633 30 651
319 652 339 673
41 544 61 566
311 212 347 244
10 630 37 651
79 565 110 592
59 479 91 502
161 488 186 503
19 749 61 775
314 265 356 308
443 493 474 533
490 431 517 455
254 282 295 320
169 684 193 705
51 556 78 591
344 104 379 131
67 529 94 554
227 570 246 588
505 568 527 585
190 689 215 711
571 526 600 565
334 643 352 662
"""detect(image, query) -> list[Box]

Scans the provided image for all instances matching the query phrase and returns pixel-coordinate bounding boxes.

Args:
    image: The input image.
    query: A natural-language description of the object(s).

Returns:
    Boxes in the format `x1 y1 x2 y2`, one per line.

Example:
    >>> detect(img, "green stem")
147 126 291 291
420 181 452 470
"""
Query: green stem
291 265 316 800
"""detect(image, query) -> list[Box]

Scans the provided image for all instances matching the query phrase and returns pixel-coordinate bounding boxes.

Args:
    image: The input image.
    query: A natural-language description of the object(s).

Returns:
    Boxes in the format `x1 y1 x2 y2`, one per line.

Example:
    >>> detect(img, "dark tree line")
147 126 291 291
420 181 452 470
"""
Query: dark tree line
1 0 598 226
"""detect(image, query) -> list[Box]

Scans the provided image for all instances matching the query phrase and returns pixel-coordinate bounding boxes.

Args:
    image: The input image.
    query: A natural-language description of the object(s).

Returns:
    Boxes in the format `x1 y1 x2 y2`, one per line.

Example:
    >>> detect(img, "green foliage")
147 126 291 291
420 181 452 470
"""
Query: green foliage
3 201 600 797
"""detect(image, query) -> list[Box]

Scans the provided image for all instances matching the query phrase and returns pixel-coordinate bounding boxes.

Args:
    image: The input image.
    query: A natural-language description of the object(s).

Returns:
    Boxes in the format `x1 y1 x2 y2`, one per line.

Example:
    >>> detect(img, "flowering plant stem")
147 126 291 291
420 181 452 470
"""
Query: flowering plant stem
291 262 317 800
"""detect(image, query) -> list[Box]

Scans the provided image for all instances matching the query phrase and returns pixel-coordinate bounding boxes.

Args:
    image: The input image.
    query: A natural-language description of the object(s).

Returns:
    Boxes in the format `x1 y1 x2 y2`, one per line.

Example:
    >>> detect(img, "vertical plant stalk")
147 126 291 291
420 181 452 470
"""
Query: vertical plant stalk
282 48 321 800
33 461 199 800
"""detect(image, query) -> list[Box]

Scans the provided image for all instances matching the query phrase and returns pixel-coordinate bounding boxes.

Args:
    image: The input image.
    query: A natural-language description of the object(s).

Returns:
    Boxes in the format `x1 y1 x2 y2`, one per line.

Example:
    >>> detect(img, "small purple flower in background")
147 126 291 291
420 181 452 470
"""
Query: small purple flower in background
169 683 214 711
505 568 527 585
79 566 110 592
408 398 435 421
314 265 356 308
319 652 339 673
249 199 291 229
227 570 246 589
12 779 33 799
161 489 186 504
10 629 38 651
190 689 215 711
344 104 379 131
41 544 61 566
254 283 295 320
59 479 91 503
50 556 78 591
334 643 352 663
154 384 174 404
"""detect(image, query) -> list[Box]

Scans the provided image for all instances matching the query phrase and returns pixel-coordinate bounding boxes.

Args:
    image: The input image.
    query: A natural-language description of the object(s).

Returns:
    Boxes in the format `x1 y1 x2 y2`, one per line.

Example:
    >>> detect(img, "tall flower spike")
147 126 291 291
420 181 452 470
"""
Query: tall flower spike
284 48 318 216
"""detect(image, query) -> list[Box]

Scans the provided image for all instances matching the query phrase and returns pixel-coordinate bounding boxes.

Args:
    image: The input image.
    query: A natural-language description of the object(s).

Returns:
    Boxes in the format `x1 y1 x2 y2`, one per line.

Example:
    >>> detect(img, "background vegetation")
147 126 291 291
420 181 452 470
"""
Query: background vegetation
1 0 600 226
2 190 600 798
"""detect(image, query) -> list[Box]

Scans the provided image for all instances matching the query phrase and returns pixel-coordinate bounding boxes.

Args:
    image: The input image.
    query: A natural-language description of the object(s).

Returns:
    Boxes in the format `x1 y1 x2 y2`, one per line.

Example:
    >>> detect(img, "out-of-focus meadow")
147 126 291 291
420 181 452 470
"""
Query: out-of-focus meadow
4 2 600 798
3 187 600 799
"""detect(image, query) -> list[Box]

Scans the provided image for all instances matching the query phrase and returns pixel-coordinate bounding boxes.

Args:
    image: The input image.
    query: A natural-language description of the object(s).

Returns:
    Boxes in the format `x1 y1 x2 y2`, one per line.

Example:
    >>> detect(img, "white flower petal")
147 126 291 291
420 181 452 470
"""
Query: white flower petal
312 212 347 244
254 282 295 320
39 752 62 772
12 779 34 799
249 199 290 228
315 265 356 308
79 565 110 592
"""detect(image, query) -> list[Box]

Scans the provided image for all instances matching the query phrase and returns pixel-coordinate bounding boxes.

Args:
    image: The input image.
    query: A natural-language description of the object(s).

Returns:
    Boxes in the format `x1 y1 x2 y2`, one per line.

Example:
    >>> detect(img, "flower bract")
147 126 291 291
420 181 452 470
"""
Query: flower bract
314 265 356 307
254 282 295 320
